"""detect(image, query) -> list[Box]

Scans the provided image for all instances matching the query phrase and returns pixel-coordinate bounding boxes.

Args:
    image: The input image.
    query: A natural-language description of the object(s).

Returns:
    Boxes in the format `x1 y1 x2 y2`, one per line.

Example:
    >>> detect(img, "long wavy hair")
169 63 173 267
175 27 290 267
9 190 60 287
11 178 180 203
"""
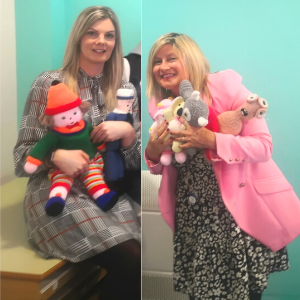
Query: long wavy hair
61 6 123 111
146 33 211 104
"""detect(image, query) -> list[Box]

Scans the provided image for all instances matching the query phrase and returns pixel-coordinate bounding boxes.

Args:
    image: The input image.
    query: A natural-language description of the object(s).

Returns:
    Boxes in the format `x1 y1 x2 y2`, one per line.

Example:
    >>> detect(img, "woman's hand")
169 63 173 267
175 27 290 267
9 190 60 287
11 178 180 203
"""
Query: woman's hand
52 149 90 178
90 121 135 147
172 118 216 151
146 120 173 163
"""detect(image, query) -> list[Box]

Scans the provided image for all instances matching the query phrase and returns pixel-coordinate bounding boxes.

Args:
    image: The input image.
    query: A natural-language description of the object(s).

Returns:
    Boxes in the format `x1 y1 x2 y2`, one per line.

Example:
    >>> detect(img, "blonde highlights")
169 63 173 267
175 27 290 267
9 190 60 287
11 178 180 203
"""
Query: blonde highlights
146 33 211 104
61 6 123 111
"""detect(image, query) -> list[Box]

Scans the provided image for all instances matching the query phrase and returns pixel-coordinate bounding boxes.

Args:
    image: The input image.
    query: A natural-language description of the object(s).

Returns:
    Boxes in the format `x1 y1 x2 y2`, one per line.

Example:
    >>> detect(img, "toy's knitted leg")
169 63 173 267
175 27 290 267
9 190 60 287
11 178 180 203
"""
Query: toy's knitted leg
46 169 74 216
104 150 124 181
160 150 173 166
82 153 119 212
174 151 187 164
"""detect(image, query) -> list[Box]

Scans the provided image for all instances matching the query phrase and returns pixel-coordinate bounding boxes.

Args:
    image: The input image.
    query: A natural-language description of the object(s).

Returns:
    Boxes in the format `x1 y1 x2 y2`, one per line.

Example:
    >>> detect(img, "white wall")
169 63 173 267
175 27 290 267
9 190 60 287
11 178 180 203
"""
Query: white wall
1 0 18 184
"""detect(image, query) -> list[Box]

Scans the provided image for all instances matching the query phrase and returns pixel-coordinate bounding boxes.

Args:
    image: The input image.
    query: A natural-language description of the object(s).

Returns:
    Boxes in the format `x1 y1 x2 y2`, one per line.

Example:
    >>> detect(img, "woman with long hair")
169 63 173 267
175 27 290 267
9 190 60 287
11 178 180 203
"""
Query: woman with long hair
14 6 141 299
145 33 300 300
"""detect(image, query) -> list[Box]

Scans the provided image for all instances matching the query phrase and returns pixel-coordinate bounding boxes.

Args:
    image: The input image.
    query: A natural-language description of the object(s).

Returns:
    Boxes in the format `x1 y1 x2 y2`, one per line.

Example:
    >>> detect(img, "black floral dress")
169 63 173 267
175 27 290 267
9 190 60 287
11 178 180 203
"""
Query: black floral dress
173 150 289 300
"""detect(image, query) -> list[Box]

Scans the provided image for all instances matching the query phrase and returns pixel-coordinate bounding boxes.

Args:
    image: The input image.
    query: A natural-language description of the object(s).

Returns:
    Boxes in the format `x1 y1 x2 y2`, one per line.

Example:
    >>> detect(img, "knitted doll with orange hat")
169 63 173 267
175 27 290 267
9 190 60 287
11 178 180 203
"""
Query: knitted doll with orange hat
24 80 118 216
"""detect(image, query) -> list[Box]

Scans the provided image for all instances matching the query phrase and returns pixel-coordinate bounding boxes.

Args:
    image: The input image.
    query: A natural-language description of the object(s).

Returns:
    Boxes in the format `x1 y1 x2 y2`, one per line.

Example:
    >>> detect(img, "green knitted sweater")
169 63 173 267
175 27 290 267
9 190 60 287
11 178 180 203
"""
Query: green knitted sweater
28 121 103 164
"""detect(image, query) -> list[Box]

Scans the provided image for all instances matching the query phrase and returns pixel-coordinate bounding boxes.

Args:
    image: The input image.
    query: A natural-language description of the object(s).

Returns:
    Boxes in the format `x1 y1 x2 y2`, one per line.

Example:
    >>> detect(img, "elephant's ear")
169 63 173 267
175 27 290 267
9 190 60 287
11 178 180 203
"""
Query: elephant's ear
179 80 194 100
191 91 200 100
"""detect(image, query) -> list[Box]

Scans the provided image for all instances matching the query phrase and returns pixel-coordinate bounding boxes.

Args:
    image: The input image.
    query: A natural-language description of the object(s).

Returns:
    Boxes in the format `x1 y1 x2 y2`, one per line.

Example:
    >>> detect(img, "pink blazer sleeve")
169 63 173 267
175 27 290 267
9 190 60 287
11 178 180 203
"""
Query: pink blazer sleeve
144 148 164 175
144 96 164 174
207 69 273 164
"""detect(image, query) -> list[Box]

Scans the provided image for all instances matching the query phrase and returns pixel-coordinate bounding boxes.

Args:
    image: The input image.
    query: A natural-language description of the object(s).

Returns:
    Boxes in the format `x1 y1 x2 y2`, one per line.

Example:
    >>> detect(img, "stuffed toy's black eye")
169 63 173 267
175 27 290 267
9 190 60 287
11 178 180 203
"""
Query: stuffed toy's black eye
62 116 66 120
241 108 248 116
74 111 77 115
183 108 191 121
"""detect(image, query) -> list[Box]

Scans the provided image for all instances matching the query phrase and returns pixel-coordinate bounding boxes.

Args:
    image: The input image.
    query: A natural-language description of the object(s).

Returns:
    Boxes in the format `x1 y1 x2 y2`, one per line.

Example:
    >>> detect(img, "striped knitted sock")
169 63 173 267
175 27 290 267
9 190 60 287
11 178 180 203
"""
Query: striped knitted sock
46 169 74 216
82 155 118 211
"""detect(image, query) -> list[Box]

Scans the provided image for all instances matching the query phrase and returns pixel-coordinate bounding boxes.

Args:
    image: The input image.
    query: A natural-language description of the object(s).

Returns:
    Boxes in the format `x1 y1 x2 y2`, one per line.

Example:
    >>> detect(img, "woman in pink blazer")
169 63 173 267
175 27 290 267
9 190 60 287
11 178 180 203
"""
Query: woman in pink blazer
145 33 300 300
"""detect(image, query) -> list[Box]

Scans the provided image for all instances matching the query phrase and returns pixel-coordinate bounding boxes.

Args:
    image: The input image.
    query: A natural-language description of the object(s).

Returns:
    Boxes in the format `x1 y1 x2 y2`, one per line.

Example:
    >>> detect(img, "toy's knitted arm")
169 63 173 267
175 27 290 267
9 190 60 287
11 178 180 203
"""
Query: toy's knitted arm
24 132 59 173
27 132 59 164
120 82 141 171
105 112 116 121
13 72 58 177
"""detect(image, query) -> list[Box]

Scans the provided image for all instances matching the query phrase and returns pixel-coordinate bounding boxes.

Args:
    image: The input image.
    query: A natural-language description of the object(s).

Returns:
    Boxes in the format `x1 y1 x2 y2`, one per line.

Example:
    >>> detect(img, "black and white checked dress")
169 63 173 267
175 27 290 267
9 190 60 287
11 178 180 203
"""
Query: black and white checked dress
13 69 141 263
172 151 289 300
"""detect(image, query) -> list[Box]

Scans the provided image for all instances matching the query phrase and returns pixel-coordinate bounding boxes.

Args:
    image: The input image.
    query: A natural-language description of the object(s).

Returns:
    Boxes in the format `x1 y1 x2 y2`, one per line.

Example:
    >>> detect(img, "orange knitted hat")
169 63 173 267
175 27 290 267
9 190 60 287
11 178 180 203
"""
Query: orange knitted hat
45 81 81 115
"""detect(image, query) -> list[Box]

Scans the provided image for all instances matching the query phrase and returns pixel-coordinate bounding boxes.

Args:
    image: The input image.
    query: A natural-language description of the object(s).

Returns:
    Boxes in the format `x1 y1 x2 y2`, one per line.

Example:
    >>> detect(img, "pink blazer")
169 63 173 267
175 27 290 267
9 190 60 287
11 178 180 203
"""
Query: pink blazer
145 69 300 252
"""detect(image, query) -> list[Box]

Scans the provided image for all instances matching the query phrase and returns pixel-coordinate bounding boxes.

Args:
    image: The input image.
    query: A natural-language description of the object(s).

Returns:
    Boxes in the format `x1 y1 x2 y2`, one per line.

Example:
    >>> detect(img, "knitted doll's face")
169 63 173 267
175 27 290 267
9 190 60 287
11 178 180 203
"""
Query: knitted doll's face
153 44 188 97
80 18 116 73
117 99 134 113
53 107 82 127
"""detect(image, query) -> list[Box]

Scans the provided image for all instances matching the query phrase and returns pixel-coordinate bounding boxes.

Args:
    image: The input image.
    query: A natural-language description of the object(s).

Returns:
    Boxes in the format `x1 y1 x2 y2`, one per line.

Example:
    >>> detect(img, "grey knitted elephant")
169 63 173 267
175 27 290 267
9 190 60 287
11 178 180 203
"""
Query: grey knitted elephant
179 80 209 127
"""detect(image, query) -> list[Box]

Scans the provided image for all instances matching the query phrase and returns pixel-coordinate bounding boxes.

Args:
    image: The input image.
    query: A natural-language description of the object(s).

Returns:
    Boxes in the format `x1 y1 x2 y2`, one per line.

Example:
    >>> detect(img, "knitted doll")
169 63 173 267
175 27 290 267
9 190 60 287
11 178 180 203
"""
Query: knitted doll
103 89 134 191
217 94 268 135
160 96 187 165
149 98 173 134
24 81 118 216
179 80 219 158
179 80 219 132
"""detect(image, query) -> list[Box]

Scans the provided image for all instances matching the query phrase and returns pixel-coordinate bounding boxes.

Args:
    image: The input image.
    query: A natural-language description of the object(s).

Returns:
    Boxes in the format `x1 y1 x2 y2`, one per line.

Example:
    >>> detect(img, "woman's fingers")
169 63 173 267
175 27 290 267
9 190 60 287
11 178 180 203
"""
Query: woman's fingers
155 121 169 136
157 127 170 143
80 151 90 163
90 127 104 143
151 121 168 142
178 141 192 149
173 135 188 143
90 125 99 139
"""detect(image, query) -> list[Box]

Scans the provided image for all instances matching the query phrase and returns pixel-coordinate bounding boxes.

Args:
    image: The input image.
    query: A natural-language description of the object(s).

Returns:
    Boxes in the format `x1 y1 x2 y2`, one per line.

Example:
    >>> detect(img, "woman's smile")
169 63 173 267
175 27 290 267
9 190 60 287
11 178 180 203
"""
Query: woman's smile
93 49 106 53
161 73 176 80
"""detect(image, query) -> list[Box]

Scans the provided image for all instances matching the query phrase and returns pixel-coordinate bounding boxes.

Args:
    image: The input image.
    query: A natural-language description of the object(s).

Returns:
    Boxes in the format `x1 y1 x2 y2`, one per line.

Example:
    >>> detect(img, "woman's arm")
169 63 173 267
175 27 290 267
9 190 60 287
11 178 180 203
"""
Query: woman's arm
209 118 272 163
120 82 141 170
172 117 272 164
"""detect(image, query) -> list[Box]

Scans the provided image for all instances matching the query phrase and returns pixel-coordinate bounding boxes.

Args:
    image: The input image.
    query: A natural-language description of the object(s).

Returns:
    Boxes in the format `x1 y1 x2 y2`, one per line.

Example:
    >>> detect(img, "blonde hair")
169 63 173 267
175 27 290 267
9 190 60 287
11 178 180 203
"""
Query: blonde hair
146 33 211 104
61 6 123 111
